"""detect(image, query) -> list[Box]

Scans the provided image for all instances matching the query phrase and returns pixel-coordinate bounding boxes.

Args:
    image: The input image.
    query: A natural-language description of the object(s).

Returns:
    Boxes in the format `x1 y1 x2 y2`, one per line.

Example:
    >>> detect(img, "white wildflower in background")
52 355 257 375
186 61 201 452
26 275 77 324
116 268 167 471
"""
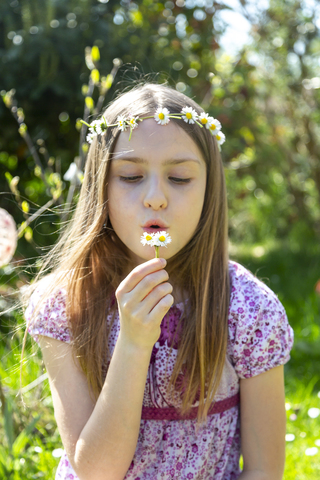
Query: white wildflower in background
305 447 318 456
63 162 83 185
0 208 17 267
154 108 170 125
52 448 64 458
308 408 320 418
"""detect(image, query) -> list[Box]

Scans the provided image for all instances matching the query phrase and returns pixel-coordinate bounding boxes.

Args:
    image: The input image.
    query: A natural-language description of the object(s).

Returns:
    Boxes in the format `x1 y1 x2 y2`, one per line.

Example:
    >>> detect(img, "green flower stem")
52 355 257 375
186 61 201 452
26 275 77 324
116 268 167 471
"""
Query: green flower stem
80 120 91 128
155 246 159 258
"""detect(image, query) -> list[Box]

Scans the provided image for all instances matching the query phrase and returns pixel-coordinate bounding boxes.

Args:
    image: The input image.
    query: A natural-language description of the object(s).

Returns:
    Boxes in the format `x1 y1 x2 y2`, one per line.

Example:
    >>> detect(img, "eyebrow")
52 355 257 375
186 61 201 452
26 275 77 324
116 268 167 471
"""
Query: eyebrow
112 156 201 166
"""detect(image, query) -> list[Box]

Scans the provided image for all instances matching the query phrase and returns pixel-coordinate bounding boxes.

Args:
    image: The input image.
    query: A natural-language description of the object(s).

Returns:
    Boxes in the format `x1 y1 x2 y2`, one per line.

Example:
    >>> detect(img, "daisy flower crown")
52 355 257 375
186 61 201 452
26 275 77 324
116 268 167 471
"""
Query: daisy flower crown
81 106 226 148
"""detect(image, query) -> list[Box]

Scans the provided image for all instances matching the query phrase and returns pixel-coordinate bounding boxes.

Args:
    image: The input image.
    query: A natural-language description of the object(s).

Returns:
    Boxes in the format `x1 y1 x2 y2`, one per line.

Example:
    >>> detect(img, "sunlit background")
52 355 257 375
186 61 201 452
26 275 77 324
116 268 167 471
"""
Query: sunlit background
0 0 320 478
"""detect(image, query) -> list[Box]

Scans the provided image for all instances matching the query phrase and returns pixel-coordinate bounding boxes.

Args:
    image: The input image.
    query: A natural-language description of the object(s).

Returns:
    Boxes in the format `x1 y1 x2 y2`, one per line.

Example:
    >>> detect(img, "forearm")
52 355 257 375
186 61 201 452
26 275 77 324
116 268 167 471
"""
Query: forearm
73 334 152 480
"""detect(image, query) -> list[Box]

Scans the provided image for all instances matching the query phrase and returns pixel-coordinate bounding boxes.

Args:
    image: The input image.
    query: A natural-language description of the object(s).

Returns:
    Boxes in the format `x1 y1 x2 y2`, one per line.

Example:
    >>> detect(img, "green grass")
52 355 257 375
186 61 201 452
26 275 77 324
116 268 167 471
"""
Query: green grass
285 378 320 479
0 327 61 479
0 240 319 479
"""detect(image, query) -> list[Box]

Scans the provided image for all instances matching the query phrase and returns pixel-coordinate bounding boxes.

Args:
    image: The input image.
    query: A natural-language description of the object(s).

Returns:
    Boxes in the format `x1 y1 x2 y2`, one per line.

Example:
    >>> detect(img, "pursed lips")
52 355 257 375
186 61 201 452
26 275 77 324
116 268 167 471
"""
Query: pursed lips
143 227 168 234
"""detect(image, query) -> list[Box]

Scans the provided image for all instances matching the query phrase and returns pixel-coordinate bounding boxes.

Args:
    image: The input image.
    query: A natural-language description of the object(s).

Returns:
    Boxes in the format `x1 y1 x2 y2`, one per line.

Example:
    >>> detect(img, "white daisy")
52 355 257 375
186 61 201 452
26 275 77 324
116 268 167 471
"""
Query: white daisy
153 231 172 247
215 131 226 145
181 107 198 124
128 117 139 129
140 232 155 246
208 117 221 133
87 120 100 135
99 118 108 132
117 116 128 131
154 108 170 125
198 112 210 126
86 131 97 144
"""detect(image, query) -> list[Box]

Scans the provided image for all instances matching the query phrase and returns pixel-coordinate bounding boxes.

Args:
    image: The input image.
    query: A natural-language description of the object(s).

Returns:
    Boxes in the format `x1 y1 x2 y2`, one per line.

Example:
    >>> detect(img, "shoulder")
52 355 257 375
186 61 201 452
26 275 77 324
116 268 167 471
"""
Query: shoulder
228 260 285 321
25 275 70 344
227 261 294 378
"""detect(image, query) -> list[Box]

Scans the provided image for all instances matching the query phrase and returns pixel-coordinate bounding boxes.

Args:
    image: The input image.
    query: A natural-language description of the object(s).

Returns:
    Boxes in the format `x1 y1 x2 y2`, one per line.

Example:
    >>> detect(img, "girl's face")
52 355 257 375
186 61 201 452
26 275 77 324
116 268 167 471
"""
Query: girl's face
107 119 207 266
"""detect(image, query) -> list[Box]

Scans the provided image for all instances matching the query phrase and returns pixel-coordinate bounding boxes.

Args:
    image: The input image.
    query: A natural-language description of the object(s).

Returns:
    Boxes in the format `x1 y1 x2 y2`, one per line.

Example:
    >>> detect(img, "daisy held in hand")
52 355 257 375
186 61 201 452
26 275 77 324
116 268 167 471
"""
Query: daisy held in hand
141 231 172 258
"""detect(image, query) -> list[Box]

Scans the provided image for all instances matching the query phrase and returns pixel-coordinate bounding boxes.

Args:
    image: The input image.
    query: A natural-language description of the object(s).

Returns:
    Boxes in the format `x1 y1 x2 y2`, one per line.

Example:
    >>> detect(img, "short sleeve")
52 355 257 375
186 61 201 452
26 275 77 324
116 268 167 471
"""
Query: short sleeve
227 261 294 379
25 278 71 344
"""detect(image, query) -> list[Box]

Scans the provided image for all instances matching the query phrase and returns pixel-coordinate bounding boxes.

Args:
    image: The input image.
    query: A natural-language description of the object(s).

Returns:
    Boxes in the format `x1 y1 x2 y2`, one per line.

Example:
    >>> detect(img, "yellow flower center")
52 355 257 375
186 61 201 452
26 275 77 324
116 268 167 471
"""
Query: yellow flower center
158 113 165 120
146 234 153 241
130 118 135 125
159 235 166 242
210 124 216 130
201 117 208 124
186 112 192 119
216 134 221 140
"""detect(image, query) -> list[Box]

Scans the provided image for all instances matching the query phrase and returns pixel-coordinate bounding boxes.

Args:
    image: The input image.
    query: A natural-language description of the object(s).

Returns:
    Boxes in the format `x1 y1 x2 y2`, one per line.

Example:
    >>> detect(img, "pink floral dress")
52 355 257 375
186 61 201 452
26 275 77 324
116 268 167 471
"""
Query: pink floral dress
26 261 294 480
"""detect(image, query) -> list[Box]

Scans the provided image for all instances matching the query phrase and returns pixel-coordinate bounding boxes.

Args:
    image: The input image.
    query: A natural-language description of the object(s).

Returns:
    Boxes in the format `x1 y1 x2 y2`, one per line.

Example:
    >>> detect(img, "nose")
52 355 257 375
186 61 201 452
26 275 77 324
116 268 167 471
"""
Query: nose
143 177 168 210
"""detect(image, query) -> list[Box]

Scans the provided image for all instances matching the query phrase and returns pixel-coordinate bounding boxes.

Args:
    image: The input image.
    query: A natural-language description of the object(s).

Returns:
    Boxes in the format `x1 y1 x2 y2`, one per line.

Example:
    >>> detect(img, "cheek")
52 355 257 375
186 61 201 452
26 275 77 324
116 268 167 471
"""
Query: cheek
176 188 205 221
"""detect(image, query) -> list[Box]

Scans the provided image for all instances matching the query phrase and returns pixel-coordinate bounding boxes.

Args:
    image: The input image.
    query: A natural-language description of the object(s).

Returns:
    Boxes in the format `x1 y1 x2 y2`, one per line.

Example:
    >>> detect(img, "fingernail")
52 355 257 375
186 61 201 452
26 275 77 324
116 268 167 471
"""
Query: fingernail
160 258 167 266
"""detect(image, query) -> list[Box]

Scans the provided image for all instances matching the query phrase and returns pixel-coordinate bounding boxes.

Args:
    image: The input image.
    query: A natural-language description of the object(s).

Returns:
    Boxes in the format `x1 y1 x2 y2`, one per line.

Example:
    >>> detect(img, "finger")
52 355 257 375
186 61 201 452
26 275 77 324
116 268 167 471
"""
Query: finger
117 271 169 318
132 269 170 303
148 293 174 319
116 258 166 296
140 282 173 314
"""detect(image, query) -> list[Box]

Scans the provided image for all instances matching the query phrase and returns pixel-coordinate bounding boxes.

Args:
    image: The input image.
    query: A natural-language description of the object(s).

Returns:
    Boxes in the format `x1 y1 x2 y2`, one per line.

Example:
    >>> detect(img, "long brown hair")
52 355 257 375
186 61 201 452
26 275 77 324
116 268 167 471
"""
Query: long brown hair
24 83 229 422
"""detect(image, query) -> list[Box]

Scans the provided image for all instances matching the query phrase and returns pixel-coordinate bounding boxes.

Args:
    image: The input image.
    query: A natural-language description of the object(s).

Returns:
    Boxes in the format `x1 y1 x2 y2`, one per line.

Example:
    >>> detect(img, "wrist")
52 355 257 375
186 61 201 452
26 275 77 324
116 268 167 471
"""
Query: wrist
116 332 154 358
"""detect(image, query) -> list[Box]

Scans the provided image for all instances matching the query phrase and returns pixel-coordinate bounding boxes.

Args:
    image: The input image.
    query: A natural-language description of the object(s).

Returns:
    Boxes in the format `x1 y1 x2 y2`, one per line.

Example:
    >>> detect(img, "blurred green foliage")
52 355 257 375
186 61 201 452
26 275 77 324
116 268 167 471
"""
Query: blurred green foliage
1 0 319 258
1 0 320 476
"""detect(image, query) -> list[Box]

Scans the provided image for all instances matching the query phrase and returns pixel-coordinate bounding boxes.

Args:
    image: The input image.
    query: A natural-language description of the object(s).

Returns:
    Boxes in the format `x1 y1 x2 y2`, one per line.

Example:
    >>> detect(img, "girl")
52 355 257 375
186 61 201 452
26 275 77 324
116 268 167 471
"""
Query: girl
25 83 294 480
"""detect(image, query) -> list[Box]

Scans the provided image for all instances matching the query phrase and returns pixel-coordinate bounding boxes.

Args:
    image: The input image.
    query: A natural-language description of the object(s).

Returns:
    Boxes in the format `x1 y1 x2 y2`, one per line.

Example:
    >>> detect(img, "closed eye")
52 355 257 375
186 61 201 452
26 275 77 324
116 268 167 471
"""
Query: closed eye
120 176 191 184
119 176 142 182
169 177 191 184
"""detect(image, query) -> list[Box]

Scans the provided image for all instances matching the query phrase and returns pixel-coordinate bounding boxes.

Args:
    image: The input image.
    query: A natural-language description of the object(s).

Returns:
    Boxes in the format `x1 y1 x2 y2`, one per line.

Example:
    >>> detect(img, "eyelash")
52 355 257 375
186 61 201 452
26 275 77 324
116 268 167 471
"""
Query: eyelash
119 176 191 184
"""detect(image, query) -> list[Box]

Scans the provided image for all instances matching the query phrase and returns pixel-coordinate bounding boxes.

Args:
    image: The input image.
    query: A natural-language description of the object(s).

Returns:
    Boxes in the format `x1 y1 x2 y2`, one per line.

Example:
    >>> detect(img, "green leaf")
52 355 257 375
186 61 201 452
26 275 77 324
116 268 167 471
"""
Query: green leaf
12 415 40 457
0 445 9 475
4 399 14 451
5 171 13 185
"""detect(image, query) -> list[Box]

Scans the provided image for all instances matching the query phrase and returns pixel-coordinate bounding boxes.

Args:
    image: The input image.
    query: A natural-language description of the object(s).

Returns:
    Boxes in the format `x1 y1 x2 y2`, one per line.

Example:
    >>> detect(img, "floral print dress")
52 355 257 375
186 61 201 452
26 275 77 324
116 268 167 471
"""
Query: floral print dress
26 261 294 480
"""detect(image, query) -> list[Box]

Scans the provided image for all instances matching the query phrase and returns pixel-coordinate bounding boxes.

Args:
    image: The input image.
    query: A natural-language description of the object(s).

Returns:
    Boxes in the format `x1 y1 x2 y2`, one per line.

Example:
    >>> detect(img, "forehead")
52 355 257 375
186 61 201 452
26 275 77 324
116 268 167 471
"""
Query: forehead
112 119 206 166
